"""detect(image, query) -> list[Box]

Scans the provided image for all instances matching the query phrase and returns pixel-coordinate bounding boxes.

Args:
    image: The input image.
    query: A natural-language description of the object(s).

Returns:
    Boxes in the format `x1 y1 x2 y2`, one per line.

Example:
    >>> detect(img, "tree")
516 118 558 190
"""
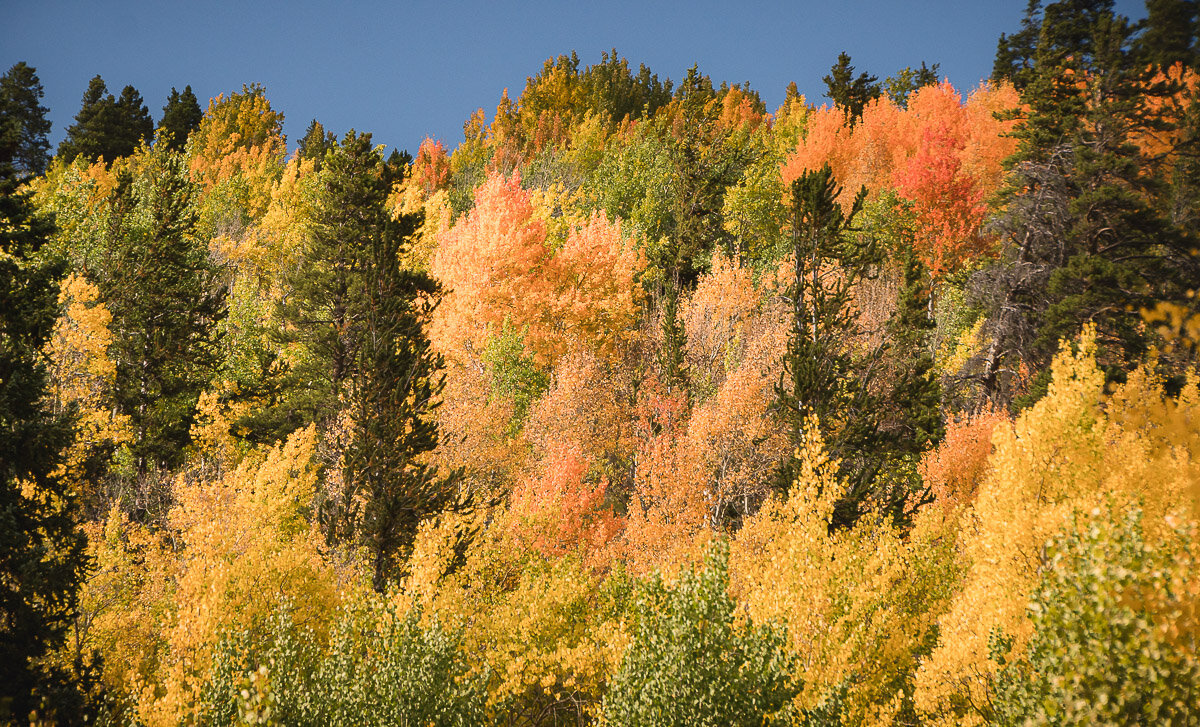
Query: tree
884 61 941 108
156 85 202 152
57 76 153 164
0 62 52 175
603 544 798 727
101 146 224 477
877 251 945 513
296 119 336 167
1135 0 1199 70
773 164 883 529
823 52 881 122
283 131 463 592
991 508 1200 725
977 0 1200 405
993 0 1044 89
0 88 87 722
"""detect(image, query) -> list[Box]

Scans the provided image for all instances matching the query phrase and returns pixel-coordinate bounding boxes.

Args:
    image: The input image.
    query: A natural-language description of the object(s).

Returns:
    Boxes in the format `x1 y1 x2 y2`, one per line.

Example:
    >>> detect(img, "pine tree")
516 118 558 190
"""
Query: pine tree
57 76 153 164
157 85 202 152
283 131 463 590
0 62 52 175
773 165 885 529
884 61 941 108
978 0 1200 405
296 119 337 168
0 86 87 722
658 274 689 397
993 0 1044 90
102 147 224 476
1135 0 1199 70
883 252 944 456
823 52 881 123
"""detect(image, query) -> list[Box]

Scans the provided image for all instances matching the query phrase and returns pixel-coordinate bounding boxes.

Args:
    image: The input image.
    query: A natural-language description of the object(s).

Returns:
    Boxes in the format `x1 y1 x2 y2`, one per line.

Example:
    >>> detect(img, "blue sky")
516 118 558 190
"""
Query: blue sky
3 1 1149 156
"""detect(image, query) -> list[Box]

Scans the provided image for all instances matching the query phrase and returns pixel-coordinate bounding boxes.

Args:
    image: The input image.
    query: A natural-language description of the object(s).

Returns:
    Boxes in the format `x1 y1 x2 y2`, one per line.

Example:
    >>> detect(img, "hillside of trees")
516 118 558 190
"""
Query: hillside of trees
3 1 1200 724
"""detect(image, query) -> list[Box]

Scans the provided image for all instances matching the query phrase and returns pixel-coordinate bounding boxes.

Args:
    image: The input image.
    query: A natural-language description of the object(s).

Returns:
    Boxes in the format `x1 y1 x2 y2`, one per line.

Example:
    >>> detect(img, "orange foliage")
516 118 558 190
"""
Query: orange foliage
509 441 623 560
781 81 1019 277
681 251 762 395
432 172 642 368
920 408 1009 510
526 346 638 481
434 355 529 495
619 381 710 576
432 171 548 363
411 136 451 196
717 86 766 132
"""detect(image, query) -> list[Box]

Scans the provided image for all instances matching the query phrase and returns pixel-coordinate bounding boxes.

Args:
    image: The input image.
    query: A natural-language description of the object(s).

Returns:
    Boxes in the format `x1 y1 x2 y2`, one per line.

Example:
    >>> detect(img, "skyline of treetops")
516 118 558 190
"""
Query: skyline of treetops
2 0 1199 724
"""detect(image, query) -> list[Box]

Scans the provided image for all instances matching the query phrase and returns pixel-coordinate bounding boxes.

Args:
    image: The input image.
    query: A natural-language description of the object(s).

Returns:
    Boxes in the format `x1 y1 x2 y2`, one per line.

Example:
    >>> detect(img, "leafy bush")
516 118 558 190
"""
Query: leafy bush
199 598 490 726
603 543 799 726
990 507 1200 726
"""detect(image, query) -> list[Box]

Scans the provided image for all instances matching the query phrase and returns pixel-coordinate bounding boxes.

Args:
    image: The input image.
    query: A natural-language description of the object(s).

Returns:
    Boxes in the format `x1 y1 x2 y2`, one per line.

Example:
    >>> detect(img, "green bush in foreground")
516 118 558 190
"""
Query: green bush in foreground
991 507 1200 726
200 598 489 727
603 543 799 727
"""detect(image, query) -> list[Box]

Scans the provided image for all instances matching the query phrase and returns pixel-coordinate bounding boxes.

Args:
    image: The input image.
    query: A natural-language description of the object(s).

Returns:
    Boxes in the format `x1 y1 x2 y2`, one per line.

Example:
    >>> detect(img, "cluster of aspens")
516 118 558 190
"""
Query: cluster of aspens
2 1 1199 725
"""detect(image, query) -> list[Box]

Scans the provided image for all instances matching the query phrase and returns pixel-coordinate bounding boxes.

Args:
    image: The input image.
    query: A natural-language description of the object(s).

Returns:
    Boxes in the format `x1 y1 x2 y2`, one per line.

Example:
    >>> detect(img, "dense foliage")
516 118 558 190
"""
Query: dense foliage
1 2 1198 724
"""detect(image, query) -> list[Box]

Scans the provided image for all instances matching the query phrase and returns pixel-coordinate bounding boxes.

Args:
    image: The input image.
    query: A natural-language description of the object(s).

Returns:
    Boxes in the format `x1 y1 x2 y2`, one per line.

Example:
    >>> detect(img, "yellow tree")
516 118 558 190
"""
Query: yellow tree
46 274 131 507
139 426 341 725
914 327 1200 725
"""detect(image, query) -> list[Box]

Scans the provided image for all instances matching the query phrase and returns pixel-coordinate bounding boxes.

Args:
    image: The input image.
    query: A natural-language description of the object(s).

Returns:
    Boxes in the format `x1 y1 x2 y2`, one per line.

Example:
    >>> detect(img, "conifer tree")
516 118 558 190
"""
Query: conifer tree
296 119 337 168
102 147 224 476
823 52 881 123
156 85 202 152
57 76 153 164
773 165 885 529
979 0 1200 405
1135 0 1199 70
883 251 944 458
283 131 462 591
0 87 86 722
0 62 52 175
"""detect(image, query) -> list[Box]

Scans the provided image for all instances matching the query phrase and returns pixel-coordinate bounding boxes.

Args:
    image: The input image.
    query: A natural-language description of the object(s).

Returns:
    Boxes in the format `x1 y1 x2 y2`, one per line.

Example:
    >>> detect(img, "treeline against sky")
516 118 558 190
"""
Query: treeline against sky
3 0 1200 724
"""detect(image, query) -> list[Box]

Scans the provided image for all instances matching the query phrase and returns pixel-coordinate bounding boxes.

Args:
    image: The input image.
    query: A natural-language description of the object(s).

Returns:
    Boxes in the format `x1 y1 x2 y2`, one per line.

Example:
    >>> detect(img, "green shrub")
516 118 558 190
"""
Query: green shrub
603 543 799 727
200 598 490 726
990 507 1200 725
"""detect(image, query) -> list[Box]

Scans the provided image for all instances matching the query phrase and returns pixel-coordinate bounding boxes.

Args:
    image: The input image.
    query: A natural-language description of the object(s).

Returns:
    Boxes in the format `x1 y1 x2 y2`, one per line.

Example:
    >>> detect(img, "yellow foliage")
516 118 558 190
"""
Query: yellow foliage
137 426 342 725
914 326 1200 724
187 85 287 223
402 514 628 721
46 274 131 504
65 511 177 712
731 423 961 725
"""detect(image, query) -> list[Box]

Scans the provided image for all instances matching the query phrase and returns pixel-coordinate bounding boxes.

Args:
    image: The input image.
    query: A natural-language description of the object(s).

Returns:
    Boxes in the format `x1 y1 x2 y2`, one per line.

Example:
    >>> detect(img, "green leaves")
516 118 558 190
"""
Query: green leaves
604 543 799 727
991 506 1200 725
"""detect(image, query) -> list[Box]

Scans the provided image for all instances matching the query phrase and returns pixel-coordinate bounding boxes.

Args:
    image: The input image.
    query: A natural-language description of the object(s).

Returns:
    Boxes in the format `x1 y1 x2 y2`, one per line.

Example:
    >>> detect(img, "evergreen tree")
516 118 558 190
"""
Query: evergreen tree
296 119 337 168
1135 0 1199 70
0 62 52 175
978 0 1200 405
773 165 886 529
883 61 941 108
101 147 224 476
993 0 1044 90
114 85 153 154
823 52 881 123
0 88 87 722
883 252 944 457
57 76 153 164
658 274 689 397
156 85 202 152
283 131 463 591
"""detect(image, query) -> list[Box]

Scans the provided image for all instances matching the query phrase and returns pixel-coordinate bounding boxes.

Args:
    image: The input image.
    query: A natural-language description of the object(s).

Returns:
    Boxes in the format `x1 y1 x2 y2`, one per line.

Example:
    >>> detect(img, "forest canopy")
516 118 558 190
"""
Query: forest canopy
2 1 1200 724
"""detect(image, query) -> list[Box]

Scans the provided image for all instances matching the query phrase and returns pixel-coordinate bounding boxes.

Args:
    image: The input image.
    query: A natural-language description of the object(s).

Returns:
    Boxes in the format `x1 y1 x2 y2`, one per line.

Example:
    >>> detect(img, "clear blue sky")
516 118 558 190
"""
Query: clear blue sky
3 0 1149 156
